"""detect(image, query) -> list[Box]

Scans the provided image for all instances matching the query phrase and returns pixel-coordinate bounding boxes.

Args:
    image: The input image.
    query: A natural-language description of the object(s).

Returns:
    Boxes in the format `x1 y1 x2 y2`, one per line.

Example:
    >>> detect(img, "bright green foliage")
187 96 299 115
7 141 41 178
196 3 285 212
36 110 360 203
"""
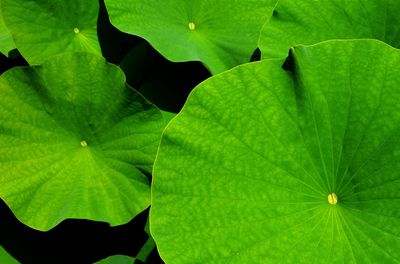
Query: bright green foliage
160 111 176 125
104 0 278 74
0 1 15 56
1 0 101 65
151 40 400 263
96 255 134 264
259 0 400 58
0 246 19 264
0 53 164 231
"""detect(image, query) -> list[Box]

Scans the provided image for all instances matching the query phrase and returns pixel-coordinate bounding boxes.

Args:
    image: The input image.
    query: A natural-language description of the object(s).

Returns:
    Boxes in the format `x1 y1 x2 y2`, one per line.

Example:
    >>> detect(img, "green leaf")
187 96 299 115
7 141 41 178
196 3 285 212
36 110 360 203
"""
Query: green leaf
1 0 101 65
104 0 278 74
151 40 400 263
259 0 400 59
95 255 134 264
0 52 164 231
0 246 19 264
160 111 176 125
135 236 156 263
0 1 15 57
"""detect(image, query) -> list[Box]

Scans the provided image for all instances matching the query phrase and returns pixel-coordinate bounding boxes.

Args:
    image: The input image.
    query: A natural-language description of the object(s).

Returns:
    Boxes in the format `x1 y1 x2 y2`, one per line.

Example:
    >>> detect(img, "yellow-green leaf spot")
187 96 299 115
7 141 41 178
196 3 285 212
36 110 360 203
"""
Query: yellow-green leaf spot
74 27 80 34
188 22 196 31
328 193 338 205
80 140 88 147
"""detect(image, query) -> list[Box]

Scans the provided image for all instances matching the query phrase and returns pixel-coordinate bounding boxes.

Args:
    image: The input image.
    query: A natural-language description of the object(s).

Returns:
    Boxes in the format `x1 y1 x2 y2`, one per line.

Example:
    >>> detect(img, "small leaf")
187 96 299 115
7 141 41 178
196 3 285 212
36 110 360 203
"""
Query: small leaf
151 40 400 263
0 52 165 231
0 246 19 264
95 255 134 264
104 0 278 74
259 0 400 58
1 0 101 65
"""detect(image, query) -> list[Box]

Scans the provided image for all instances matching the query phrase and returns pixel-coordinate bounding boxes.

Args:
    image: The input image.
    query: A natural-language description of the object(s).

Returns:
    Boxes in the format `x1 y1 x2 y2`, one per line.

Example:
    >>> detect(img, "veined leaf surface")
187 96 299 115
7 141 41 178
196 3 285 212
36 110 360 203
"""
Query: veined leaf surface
1 0 101 64
0 53 164 231
259 0 400 58
104 0 277 74
151 40 400 263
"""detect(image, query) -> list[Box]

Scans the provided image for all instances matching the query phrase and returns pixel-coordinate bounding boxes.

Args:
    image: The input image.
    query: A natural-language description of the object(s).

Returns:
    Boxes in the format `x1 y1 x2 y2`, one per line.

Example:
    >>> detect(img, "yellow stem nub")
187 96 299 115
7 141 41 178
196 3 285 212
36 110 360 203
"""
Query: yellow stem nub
328 193 338 205
74 27 80 34
188 22 196 31
80 140 88 147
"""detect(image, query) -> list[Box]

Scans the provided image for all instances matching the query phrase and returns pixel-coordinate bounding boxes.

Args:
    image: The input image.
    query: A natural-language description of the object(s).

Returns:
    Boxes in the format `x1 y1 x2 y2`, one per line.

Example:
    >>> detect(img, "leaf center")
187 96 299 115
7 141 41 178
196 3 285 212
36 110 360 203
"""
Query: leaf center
74 27 80 34
188 22 196 31
327 193 338 205
80 140 88 147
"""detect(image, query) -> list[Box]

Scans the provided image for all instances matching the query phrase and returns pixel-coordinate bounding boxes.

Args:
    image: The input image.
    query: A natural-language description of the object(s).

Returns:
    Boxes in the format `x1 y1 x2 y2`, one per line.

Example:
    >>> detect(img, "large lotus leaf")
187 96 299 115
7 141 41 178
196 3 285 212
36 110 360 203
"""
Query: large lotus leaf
1 0 101 65
0 246 19 264
0 1 15 57
0 52 164 231
259 0 400 59
104 0 278 74
151 40 400 263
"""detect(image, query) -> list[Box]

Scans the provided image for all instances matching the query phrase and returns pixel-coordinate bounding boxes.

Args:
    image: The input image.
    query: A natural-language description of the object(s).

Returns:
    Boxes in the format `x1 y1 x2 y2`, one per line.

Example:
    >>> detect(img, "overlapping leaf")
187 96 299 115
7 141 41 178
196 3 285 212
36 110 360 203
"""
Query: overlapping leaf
96 255 134 264
0 1 15 57
0 246 19 264
104 0 278 74
1 0 101 64
151 40 400 263
0 52 164 231
259 0 400 58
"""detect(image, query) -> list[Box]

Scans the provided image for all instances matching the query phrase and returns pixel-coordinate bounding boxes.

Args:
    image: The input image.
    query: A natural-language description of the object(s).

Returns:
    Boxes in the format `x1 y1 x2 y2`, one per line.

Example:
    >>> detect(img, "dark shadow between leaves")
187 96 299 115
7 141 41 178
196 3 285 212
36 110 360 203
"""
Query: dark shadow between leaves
97 0 143 65
120 42 211 113
0 50 28 75
0 198 153 264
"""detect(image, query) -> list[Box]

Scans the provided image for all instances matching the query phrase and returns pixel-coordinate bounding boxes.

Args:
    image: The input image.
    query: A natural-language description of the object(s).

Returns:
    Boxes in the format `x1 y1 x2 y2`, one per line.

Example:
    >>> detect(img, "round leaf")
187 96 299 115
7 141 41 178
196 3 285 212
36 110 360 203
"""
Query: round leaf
0 52 164 231
104 0 278 74
259 0 400 58
151 40 400 263
1 0 101 65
